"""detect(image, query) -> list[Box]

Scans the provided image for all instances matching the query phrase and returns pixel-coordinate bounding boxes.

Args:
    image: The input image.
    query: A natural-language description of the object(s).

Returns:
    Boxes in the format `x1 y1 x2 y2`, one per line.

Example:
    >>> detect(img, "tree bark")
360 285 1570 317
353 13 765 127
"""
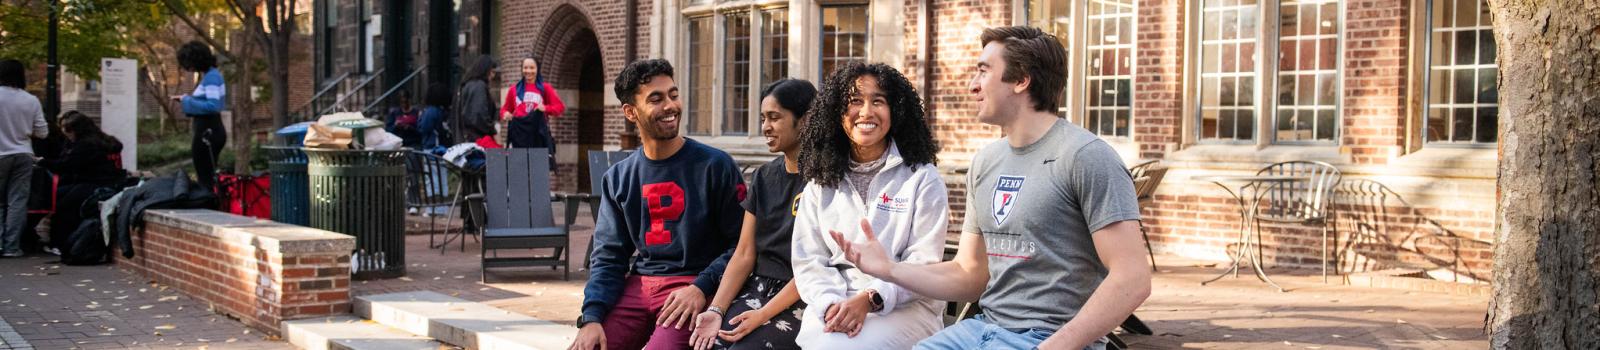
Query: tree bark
230 40 256 175
1487 0 1600 348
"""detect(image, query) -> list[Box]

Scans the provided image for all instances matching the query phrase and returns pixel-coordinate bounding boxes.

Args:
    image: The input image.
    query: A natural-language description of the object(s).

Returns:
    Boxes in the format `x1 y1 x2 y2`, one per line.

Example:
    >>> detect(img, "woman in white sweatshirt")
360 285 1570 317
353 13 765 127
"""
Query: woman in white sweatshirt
790 62 947 349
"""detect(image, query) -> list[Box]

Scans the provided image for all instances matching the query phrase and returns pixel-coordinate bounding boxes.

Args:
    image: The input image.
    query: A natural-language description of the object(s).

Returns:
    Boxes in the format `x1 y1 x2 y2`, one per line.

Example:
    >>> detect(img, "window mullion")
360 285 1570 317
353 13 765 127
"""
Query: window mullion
712 12 726 136
1258 0 1277 148
1067 0 1087 126
750 8 763 139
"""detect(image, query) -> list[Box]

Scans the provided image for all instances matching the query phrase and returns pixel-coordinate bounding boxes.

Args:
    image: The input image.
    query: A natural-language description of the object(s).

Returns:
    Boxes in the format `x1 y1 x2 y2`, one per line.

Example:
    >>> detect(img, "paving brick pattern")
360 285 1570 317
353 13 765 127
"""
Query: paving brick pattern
0 314 32 350
0 256 289 350
0 202 1489 349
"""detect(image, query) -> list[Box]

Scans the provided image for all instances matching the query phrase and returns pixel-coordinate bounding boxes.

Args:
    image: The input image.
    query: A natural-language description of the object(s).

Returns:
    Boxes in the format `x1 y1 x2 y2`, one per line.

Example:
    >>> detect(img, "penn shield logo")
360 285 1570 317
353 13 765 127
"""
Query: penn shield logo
992 176 1025 225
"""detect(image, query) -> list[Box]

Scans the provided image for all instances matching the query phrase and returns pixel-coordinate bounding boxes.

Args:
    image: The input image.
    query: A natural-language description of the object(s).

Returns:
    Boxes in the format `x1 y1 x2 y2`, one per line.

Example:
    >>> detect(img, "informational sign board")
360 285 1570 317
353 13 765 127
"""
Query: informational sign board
100 58 138 172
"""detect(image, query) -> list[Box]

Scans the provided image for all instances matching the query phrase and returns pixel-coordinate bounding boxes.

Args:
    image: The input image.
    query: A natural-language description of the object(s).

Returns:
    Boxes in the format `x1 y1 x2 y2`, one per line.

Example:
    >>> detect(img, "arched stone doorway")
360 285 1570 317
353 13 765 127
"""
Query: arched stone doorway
537 5 605 193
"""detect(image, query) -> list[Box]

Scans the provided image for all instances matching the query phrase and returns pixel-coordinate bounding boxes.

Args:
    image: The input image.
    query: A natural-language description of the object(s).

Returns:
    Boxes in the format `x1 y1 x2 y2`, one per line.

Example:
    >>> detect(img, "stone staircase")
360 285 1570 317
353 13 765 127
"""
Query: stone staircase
284 291 577 350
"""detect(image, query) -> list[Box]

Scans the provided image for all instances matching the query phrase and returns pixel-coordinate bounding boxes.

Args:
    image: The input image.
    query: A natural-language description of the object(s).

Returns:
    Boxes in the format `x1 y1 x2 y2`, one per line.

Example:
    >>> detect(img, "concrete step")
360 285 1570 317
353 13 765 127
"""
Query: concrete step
284 316 445 350
357 291 578 350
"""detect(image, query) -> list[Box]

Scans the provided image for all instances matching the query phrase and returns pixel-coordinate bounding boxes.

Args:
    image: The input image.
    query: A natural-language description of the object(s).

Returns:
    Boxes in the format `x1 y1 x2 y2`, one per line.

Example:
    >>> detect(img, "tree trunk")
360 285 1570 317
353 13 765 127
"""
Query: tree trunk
270 43 290 130
229 44 256 175
1487 0 1600 348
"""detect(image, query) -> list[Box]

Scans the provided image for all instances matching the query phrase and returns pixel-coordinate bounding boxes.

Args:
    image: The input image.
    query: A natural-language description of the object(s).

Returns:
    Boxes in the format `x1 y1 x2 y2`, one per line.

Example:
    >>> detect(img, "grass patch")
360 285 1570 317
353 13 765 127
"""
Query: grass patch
138 135 192 170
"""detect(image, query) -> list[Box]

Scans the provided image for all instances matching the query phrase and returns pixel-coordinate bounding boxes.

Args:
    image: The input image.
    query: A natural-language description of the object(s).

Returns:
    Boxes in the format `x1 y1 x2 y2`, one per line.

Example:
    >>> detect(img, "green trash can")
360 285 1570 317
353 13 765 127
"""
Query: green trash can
305 148 408 279
266 147 309 226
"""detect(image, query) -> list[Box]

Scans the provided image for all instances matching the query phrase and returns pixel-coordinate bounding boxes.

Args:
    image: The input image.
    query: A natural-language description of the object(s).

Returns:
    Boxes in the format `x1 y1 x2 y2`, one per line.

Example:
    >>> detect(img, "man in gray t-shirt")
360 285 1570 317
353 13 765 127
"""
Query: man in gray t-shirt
829 26 1151 350
965 117 1142 332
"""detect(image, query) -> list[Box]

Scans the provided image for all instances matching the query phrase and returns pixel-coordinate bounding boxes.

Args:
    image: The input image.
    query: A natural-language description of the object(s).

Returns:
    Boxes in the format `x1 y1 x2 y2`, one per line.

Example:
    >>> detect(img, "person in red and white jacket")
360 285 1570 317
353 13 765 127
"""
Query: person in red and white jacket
500 56 565 156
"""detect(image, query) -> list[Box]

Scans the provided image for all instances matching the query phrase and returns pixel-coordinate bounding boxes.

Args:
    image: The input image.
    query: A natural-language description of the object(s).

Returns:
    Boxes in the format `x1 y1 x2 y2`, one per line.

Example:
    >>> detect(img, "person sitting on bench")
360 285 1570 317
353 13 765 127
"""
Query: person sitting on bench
569 59 747 350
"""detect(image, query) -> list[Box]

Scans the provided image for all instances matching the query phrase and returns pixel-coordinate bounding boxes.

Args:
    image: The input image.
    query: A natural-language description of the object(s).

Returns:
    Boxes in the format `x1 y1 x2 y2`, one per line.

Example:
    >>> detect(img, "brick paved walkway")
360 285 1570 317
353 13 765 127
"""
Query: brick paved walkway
0 255 289 350
0 314 31 350
0 202 1491 349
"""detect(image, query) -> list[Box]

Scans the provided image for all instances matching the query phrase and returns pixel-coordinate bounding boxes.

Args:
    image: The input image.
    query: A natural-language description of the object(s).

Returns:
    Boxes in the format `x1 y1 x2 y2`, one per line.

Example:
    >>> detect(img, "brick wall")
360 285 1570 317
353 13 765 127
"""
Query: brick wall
117 210 355 336
499 0 649 192
1340 0 1409 165
1133 0 1186 160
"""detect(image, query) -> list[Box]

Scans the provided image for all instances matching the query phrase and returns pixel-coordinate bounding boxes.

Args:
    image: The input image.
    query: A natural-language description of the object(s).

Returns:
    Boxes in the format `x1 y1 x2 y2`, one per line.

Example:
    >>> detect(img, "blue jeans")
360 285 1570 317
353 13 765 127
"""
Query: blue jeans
0 154 32 255
915 315 1106 350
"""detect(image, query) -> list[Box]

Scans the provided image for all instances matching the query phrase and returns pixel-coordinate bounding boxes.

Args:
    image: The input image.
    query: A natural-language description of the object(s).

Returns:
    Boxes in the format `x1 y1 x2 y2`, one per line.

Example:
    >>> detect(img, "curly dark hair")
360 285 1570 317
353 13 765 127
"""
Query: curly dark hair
176 41 217 72
425 82 452 107
799 62 938 188
613 59 674 106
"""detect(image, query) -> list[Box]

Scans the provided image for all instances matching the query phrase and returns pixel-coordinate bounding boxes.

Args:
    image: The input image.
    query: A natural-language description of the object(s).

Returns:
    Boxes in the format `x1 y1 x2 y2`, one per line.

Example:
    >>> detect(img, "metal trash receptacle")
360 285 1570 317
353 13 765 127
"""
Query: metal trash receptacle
266 147 309 226
305 148 408 279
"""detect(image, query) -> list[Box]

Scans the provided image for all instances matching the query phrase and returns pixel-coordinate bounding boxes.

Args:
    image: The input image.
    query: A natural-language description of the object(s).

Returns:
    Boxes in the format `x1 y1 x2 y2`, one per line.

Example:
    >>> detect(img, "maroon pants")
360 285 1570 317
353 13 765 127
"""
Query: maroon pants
602 274 699 350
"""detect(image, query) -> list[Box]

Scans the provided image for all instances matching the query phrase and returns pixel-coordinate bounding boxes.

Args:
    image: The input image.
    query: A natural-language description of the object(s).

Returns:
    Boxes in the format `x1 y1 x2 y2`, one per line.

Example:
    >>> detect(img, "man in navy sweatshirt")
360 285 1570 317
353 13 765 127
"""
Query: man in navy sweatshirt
569 59 746 350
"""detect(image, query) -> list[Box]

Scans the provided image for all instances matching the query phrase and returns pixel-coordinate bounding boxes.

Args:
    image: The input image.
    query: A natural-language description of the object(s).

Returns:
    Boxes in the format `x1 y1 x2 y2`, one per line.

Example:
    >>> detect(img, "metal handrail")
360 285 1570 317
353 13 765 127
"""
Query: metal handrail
319 68 388 116
298 71 351 111
362 67 427 115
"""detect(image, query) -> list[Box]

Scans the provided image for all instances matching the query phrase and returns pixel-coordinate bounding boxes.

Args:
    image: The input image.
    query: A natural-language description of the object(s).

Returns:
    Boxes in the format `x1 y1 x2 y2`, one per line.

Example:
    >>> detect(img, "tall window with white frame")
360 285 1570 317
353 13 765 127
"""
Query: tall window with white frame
1085 0 1136 137
681 4 796 138
1194 0 1343 143
761 8 790 88
1425 0 1497 144
687 17 714 135
1028 0 1073 119
1276 0 1341 142
820 5 868 78
725 12 752 135
1197 0 1259 142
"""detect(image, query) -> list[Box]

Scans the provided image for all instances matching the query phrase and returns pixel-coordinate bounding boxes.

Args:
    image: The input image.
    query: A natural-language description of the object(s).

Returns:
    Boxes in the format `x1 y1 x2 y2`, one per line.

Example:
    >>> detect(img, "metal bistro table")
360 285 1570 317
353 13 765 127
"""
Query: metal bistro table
1192 174 1309 292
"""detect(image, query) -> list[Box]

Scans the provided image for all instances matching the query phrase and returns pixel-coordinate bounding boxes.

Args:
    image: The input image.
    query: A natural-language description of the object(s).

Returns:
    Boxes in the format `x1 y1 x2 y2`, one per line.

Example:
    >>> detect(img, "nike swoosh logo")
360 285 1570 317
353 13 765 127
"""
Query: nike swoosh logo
1043 159 1057 165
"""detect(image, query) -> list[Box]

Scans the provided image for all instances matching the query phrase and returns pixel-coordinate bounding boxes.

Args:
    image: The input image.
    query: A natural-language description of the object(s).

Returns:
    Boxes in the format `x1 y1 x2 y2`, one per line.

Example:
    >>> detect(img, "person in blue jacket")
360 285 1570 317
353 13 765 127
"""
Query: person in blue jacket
174 41 227 191
568 59 746 350
418 82 453 151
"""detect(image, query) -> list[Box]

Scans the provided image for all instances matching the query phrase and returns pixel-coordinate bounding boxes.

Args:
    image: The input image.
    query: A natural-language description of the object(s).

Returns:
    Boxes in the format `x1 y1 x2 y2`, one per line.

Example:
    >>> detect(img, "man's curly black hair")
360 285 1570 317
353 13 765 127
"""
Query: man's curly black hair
799 62 939 188
176 41 217 72
613 58 674 106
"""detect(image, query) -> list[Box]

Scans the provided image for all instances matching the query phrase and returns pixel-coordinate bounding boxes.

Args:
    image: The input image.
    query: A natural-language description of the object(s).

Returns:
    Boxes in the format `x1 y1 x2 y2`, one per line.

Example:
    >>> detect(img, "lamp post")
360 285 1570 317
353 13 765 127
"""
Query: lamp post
45 0 60 119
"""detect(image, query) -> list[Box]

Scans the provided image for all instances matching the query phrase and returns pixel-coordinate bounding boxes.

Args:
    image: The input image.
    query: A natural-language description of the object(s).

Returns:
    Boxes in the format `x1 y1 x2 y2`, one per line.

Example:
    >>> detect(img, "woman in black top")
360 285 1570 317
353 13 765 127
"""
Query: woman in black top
39 111 127 253
689 79 817 350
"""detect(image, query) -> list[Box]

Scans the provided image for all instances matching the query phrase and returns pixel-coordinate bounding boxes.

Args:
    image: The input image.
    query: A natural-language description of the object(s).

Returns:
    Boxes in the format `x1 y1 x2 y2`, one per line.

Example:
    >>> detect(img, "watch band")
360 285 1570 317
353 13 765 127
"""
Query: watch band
867 289 885 312
575 315 601 329
707 306 725 317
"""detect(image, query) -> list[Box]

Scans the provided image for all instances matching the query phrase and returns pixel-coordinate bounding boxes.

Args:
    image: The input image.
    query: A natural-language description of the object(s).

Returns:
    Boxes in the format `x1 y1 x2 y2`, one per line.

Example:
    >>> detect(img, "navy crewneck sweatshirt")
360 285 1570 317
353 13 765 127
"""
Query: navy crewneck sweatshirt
581 138 746 324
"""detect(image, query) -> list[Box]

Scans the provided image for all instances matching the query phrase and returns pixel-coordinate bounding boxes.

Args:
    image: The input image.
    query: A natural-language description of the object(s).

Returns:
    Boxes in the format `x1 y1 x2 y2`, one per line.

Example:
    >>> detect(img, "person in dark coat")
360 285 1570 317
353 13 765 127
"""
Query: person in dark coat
453 57 499 145
38 111 128 254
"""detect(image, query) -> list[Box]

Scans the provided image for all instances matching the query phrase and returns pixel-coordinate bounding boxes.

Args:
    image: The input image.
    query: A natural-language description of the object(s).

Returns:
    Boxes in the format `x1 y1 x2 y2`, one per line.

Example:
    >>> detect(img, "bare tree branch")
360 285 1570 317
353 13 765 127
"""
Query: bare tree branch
159 0 232 60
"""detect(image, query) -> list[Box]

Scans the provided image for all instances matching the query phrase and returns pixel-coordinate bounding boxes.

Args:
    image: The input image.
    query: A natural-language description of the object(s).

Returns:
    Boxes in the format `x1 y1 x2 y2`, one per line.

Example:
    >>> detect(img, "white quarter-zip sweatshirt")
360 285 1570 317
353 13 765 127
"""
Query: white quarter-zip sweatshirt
791 141 949 317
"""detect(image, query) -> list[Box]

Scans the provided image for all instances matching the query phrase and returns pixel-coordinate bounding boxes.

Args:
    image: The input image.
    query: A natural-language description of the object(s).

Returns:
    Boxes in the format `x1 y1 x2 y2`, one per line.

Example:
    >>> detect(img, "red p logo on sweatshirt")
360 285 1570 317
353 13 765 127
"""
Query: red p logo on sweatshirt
642 182 686 246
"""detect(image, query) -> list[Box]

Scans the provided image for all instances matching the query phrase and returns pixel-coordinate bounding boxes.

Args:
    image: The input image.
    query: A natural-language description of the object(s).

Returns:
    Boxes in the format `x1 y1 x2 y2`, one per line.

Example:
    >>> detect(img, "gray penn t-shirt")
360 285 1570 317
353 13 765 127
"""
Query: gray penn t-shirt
964 118 1141 331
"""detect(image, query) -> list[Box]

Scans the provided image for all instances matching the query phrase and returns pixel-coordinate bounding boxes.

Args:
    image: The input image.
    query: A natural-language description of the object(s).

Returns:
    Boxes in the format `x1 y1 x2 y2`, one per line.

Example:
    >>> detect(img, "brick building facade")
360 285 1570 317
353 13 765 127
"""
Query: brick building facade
319 0 1499 283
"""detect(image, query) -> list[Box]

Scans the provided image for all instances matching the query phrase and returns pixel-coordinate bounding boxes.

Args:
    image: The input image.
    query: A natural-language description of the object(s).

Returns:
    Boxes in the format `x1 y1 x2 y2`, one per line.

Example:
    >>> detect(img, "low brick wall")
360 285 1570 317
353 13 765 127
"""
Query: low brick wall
117 209 355 336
